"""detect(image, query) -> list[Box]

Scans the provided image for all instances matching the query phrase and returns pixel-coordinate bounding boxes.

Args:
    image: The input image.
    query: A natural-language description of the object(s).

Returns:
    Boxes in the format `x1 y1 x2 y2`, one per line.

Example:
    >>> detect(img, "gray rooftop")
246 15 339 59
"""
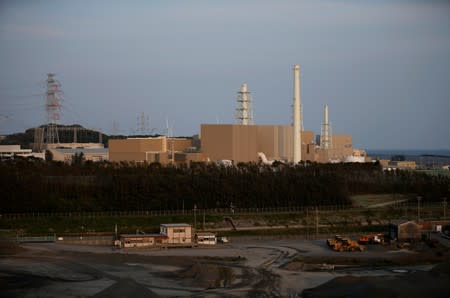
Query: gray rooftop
160 223 191 227
120 233 167 238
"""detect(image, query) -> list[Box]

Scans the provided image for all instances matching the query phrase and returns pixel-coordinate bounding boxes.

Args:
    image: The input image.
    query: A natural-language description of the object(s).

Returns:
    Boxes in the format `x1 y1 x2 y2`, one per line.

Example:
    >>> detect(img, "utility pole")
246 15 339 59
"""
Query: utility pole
306 207 309 239
194 204 197 230
443 198 447 219
417 197 421 222
315 206 319 239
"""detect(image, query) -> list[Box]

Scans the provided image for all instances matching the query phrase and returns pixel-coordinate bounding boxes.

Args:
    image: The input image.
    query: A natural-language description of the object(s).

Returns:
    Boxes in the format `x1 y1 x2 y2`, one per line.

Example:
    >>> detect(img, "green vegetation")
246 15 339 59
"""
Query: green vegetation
222 225 387 238
416 169 450 177
350 194 414 208
0 206 424 236
2 159 449 214
0 125 111 148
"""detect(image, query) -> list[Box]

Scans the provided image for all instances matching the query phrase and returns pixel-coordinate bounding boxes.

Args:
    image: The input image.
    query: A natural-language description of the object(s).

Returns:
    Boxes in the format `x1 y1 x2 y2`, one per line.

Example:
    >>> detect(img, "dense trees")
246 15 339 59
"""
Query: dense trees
0 159 448 213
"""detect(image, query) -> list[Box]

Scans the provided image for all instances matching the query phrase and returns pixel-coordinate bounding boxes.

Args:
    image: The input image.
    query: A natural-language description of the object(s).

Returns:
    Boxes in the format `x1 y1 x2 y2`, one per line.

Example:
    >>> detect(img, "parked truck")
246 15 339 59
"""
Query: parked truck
359 233 385 245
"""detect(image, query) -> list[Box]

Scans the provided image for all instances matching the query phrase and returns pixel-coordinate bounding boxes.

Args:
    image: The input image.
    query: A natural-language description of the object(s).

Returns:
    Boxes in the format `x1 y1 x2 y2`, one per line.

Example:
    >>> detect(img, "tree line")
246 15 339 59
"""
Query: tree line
0 159 449 213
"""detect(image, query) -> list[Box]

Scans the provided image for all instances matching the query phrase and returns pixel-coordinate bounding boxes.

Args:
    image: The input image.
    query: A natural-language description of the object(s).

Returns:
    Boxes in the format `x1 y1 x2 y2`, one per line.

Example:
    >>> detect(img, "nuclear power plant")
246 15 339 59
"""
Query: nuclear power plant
108 64 366 165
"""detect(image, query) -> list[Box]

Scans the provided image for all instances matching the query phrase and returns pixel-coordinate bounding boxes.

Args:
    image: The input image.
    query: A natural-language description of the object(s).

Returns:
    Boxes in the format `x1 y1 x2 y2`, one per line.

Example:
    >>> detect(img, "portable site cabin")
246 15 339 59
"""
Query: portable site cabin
195 232 217 245
119 234 168 248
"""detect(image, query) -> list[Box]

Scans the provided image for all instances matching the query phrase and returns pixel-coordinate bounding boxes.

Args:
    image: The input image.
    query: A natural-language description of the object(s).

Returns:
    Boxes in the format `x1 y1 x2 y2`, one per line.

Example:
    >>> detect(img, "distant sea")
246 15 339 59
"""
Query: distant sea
367 149 450 165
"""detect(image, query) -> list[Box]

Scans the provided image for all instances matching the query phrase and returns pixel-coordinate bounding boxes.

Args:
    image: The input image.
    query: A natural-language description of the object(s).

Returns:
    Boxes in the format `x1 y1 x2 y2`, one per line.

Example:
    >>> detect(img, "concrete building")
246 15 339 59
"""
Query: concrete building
201 124 294 163
160 223 192 245
0 145 45 160
42 143 108 162
389 161 417 170
379 159 417 170
108 137 204 165
200 124 354 164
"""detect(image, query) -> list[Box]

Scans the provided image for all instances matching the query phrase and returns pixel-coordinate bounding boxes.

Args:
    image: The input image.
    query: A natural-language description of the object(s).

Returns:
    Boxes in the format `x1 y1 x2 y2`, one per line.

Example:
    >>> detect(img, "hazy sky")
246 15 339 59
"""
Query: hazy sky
1 0 449 150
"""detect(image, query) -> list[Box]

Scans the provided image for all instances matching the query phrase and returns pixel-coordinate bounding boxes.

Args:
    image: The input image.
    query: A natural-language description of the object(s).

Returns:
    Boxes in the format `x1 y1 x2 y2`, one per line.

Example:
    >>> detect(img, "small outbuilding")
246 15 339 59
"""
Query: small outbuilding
389 220 422 241
195 232 217 245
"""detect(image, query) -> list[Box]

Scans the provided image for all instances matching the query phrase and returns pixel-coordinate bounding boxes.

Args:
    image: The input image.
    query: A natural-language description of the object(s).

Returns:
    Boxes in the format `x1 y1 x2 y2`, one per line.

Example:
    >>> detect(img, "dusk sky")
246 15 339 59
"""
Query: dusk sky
1 0 449 150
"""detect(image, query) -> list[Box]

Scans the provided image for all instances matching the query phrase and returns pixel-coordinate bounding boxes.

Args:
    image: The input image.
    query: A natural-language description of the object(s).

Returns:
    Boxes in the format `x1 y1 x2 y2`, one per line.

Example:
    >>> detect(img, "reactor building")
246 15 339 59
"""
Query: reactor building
199 64 358 164
108 64 365 165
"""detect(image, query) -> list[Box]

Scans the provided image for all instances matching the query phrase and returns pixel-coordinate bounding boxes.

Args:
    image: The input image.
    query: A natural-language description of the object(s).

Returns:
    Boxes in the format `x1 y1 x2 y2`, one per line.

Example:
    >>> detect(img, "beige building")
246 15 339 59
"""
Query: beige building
160 223 192 244
119 234 168 248
119 223 193 248
315 135 353 163
389 161 417 170
200 124 354 163
44 143 108 162
107 125 356 165
108 137 203 164
0 145 45 160
201 124 295 163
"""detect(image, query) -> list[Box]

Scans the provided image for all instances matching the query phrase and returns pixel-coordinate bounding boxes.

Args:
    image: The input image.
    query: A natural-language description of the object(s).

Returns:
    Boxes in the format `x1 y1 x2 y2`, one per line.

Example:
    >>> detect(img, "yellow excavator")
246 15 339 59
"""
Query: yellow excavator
327 235 364 252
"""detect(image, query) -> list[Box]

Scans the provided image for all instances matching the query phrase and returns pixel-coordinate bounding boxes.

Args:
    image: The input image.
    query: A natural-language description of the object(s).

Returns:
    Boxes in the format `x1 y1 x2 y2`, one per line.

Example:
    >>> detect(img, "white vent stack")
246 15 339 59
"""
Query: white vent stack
293 65 301 163
236 83 253 125
320 104 332 150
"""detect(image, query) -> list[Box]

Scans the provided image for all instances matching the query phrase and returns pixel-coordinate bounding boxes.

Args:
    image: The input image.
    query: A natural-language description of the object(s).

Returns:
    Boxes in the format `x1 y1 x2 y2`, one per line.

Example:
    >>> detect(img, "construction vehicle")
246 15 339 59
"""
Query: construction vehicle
327 235 364 252
359 233 385 245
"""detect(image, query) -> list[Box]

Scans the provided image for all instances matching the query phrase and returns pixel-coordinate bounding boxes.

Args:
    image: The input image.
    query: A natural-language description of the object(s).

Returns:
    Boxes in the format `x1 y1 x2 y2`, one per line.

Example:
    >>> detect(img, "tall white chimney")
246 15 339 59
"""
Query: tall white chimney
293 65 301 163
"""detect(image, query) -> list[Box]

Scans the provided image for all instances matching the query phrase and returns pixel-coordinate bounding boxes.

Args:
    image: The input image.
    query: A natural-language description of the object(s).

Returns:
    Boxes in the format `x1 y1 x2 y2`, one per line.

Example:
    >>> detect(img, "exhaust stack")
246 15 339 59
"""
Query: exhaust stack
293 65 301 163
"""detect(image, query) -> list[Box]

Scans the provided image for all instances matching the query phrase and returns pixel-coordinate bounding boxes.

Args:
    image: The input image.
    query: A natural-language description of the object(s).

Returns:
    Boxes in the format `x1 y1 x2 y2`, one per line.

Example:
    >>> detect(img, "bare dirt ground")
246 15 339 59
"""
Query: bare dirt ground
0 237 449 297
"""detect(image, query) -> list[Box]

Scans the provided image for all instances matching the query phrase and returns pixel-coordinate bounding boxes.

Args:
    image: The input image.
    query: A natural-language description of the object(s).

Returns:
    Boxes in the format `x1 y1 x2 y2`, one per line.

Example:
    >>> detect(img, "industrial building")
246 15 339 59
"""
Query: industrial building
108 136 204 165
380 160 417 170
46 143 108 162
105 64 364 165
200 124 353 164
199 65 361 164
0 145 44 160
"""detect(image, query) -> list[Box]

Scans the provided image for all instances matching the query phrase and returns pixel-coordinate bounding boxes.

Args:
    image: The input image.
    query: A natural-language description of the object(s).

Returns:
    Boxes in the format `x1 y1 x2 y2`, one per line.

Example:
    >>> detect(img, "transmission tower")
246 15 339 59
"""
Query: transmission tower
135 112 150 135
235 83 253 125
44 73 61 144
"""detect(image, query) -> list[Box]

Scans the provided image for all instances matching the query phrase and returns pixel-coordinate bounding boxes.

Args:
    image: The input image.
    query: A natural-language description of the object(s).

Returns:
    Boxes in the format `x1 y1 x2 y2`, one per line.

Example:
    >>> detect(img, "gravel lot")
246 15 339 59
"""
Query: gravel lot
0 237 448 297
